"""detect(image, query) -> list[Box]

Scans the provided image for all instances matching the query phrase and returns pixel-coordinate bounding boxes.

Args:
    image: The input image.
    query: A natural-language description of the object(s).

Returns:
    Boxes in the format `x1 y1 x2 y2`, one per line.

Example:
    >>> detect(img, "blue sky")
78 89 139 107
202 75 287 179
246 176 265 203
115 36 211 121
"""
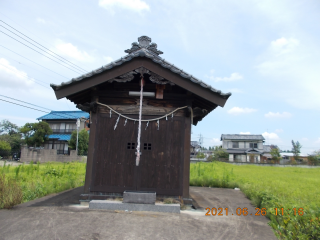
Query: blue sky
0 0 319 153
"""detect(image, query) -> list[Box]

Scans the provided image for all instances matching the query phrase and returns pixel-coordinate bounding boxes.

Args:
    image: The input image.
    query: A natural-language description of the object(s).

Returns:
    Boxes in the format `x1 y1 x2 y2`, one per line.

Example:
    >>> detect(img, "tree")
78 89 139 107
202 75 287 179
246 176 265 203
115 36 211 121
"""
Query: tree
20 122 52 147
291 140 302 161
68 129 89 155
211 146 229 161
270 148 281 163
0 140 11 158
0 120 24 151
0 120 19 135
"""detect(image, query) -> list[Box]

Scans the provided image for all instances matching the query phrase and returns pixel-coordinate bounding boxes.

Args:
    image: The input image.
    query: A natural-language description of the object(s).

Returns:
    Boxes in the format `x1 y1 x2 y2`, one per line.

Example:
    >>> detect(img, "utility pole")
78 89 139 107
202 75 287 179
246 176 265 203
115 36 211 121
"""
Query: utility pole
76 118 80 155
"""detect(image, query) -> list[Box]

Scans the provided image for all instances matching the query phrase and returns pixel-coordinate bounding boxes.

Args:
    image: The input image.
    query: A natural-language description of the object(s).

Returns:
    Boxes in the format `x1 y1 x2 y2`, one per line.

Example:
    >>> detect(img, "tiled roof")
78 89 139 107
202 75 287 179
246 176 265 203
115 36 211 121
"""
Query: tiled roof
37 111 89 120
263 145 271 153
50 36 231 99
48 134 71 141
221 134 265 141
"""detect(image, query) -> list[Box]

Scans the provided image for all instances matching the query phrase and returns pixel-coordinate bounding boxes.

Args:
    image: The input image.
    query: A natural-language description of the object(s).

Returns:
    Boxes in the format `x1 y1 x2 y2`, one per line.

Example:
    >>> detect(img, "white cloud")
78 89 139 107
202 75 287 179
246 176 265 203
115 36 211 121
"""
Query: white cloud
265 112 292 118
262 132 280 140
210 138 222 146
227 88 243 93
53 40 94 62
36 18 46 24
270 37 299 55
0 58 34 89
227 107 257 115
240 132 250 134
256 35 320 110
103 56 113 63
275 129 283 133
206 70 243 82
99 0 150 12
315 138 320 144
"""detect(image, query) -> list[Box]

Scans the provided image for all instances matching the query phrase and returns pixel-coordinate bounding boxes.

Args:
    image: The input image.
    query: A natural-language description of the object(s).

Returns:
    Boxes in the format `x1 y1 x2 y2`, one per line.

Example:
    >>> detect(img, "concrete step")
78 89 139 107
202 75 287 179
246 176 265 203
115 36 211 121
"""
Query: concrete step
89 200 180 213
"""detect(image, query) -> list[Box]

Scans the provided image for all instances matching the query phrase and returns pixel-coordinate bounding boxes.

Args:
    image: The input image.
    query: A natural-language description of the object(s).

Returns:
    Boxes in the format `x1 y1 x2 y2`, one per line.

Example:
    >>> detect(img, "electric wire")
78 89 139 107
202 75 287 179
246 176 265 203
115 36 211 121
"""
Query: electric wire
0 45 70 79
0 62 50 89
0 20 88 73
0 98 48 113
1 51 67 82
0 94 84 119
0 30 84 75
0 23 87 74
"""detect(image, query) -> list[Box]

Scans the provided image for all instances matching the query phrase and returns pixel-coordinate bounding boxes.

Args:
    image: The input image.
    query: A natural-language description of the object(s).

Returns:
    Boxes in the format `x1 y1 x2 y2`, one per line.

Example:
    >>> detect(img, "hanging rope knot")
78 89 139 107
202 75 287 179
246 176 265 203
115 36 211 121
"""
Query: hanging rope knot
110 109 112 118
157 119 159 130
145 121 149 130
124 119 127 126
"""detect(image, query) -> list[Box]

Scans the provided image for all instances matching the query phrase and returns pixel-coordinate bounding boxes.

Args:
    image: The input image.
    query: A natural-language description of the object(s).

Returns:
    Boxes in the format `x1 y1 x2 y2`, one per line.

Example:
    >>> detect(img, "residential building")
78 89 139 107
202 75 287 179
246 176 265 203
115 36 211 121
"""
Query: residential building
37 111 89 154
221 134 265 162
190 141 200 155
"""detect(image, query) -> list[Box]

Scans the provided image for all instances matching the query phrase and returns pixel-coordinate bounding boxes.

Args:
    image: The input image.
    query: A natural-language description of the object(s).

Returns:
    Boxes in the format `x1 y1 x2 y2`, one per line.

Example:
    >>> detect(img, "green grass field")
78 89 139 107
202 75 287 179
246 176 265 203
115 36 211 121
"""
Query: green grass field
0 161 86 209
190 162 320 239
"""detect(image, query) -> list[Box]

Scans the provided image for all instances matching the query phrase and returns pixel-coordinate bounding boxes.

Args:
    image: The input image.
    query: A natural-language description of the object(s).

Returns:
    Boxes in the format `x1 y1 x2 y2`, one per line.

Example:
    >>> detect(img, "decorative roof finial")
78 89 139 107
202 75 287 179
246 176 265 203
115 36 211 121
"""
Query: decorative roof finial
125 36 163 56
138 36 151 48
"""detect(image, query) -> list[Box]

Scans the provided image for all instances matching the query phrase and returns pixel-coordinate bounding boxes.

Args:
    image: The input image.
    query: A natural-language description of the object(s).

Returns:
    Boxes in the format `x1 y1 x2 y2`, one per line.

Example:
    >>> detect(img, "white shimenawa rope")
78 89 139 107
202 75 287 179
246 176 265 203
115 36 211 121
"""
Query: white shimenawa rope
136 78 144 166
96 102 188 122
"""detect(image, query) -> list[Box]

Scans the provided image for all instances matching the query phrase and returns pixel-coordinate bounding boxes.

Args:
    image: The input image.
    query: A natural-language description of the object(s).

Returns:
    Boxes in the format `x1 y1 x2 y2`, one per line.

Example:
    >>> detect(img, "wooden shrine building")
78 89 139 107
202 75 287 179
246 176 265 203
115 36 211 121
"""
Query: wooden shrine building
51 36 231 199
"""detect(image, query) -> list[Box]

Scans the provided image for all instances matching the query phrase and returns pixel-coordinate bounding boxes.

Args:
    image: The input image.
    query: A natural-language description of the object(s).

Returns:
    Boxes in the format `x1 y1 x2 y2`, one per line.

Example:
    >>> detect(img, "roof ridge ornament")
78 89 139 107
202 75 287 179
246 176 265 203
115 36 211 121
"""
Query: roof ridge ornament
125 36 163 56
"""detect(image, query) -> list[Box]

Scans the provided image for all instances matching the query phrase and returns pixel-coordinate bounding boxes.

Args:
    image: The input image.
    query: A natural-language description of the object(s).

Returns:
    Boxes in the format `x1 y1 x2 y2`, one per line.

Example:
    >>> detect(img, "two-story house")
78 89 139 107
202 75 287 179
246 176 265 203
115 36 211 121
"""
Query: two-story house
221 134 265 162
37 111 89 154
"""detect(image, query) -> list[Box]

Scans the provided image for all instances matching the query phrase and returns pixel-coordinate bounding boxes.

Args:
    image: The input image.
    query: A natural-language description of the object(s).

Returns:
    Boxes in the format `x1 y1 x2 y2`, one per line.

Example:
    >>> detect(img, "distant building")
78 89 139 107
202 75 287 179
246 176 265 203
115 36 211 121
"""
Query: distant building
190 141 200 155
37 111 89 154
221 134 265 162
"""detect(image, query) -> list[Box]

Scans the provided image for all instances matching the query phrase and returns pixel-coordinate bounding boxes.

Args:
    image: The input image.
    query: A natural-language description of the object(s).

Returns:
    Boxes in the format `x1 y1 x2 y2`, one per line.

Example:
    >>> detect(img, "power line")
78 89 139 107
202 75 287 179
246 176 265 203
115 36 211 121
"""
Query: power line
0 30 84 75
0 98 48 113
0 23 87 74
0 62 50 89
0 44 70 79
0 94 82 119
0 20 88 73
0 98 84 120
0 94 52 111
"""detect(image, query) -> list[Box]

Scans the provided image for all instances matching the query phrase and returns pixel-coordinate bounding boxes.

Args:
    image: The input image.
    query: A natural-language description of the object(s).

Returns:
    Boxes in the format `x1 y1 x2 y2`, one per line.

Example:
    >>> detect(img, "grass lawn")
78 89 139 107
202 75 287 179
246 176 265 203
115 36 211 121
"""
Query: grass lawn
190 162 320 239
0 161 86 209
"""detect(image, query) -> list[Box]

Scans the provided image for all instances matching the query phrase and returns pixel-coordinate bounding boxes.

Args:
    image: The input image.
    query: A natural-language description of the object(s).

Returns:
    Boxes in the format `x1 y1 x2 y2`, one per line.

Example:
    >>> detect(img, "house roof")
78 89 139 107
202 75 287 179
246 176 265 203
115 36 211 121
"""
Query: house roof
263 145 272 153
50 36 231 101
37 111 89 120
48 134 71 141
221 134 265 141
191 141 200 148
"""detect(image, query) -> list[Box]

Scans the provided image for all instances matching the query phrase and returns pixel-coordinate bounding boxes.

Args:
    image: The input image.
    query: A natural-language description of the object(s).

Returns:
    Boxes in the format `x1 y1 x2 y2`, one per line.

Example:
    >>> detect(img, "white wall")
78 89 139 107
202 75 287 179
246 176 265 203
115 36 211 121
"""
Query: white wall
229 154 234 162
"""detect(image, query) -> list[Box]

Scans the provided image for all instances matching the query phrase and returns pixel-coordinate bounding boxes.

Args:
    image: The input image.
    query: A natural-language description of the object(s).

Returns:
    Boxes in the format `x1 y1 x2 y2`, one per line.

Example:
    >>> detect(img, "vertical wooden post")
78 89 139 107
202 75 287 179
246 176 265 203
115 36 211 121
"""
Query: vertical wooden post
83 96 98 193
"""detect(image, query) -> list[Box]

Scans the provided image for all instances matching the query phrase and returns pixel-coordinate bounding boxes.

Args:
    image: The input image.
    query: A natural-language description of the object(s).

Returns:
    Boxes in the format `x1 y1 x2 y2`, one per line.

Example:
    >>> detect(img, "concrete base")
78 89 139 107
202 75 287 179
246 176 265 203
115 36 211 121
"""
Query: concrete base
123 191 156 204
89 200 180 213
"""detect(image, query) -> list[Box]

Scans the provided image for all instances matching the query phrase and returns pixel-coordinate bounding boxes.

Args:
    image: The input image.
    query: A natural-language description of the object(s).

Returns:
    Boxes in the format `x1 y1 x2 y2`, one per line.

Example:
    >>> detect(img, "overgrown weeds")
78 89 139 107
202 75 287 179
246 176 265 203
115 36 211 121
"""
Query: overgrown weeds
0 174 23 209
0 161 86 209
190 162 320 239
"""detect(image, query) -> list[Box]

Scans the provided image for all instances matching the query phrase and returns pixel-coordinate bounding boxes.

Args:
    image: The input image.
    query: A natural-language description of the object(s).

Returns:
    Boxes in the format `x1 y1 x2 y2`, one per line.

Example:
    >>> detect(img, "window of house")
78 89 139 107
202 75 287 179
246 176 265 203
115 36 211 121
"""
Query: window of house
250 143 258 148
232 142 239 148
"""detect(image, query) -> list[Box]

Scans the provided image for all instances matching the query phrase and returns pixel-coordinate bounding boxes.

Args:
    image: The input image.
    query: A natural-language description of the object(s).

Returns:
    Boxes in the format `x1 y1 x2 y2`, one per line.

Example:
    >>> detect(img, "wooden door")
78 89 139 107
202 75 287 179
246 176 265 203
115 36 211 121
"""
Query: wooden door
91 113 185 196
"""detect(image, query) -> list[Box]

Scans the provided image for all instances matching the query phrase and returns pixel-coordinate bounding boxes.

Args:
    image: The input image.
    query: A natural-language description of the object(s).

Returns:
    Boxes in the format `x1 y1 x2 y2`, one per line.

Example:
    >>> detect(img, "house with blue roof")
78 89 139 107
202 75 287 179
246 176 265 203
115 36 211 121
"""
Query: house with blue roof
37 111 89 154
